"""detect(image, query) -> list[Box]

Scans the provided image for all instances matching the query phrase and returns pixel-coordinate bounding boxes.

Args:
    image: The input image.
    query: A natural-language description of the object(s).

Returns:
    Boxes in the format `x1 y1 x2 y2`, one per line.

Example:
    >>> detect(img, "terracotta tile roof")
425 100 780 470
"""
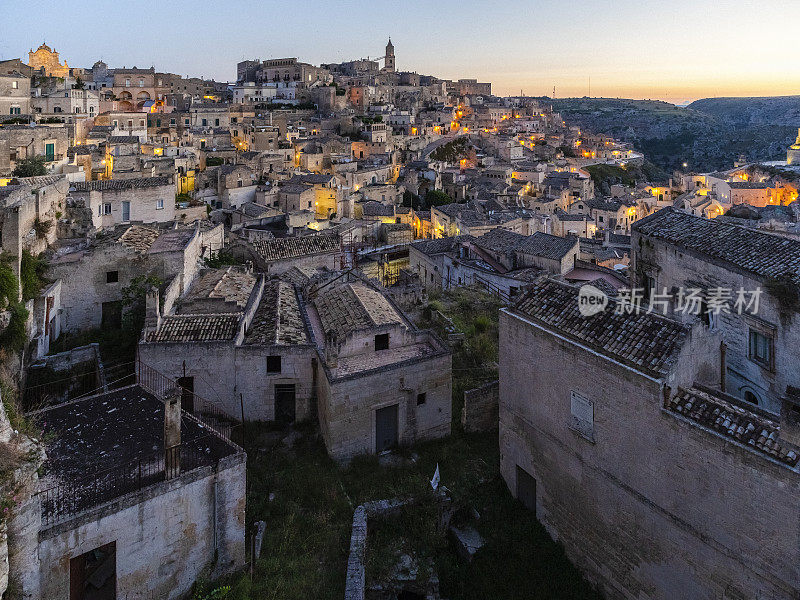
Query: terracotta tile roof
517 232 578 261
71 176 172 192
178 267 256 313
314 282 403 340
251 234 339 262
410 235 475 256
244 281 309 345
666 388 799 467
146 314 240 342
633 208 800 286
117 225 161 252
512 278 688 377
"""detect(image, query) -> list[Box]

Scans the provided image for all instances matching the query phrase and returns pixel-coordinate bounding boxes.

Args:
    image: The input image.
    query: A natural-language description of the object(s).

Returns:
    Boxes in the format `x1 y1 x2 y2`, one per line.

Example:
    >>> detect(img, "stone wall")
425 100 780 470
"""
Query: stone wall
631 232 800 414
498 308 800 600
461 380 498 433
32 453 245 600
318 351 452 461
137 342 317 422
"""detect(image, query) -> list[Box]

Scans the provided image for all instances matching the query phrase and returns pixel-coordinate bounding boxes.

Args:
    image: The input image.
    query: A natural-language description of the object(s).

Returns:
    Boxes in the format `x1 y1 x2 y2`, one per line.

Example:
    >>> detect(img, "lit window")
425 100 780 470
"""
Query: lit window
11 81 18 89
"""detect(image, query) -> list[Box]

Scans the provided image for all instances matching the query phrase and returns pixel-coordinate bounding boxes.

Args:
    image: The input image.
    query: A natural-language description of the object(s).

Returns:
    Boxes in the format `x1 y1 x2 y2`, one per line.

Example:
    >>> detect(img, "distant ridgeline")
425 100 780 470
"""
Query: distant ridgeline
542 96 800 173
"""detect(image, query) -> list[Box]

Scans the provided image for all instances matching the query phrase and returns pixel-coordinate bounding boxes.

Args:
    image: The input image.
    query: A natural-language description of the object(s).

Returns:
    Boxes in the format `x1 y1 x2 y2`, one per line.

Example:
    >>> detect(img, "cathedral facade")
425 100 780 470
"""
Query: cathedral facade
28 43 69 78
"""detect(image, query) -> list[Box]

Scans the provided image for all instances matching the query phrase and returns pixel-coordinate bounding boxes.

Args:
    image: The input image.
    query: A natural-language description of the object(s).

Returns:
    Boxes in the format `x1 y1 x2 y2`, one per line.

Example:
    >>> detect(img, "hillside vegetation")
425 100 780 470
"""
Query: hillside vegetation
543 97 799 172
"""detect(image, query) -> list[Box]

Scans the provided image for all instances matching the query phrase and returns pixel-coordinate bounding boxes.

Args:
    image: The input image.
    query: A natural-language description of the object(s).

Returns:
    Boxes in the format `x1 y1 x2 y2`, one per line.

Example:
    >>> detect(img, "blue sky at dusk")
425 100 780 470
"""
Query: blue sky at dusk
3 0 799 103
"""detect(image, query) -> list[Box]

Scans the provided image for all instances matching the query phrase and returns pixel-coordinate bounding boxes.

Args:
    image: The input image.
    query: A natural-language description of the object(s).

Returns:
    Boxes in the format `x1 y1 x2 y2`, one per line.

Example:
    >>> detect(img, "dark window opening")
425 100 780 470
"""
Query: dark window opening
416 392 427 406
267 355 281 374
101 301 122 329
106 270 118 283
744 391 758 405
374 333 389 351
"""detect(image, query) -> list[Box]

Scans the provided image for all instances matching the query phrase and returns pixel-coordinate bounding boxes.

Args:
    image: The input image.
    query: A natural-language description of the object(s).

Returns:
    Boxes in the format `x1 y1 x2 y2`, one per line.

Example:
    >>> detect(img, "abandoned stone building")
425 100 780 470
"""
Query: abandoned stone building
309 277 452 460
234 233 342 274
632 207 800 414
69 176 176 227
138 266 318 423
409 228 580 298
47 223 203 332
499 277 800 600
139 266 452 461
7 385 245 599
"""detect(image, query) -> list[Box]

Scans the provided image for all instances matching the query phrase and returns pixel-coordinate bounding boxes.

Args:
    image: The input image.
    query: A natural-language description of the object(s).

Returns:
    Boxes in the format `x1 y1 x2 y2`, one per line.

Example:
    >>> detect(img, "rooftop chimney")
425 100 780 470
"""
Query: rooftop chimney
145 286 161 333
163 387 181 478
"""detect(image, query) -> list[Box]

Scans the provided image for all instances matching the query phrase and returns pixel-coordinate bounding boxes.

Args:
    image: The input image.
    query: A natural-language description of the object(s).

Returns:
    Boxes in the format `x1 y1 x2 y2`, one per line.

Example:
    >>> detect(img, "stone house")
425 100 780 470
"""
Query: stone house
409 228 578 297
308 278 452 461
31 88 99 118
499 276 800 600
236 233 342 274
8 385 245 599
47 224 202 332
139 269 317 423
139 269 453 462
0 124 70 175
632 207 800 414
0 71 31 117
69 176 176 227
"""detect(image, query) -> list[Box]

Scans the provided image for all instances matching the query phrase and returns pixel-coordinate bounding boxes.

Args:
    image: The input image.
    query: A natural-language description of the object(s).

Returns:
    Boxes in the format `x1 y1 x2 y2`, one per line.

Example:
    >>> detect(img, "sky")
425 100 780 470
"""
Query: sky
3 0 799 105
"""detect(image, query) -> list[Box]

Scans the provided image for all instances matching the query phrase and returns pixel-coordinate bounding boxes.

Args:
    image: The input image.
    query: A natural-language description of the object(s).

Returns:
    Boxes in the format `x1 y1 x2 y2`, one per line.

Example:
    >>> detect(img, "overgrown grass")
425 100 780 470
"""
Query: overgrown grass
214 426 598 600
419 287 502 428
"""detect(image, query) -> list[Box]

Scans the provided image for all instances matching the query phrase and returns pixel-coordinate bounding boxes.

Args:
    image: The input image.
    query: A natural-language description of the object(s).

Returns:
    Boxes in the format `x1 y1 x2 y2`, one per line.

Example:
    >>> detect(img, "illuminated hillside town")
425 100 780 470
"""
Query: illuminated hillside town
1 16 799 600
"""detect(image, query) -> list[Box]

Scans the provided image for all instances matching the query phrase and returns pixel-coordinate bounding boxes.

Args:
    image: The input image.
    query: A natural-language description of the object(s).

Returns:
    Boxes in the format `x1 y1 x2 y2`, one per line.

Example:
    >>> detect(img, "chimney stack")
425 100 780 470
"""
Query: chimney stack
163 387 181 478
145 286 161 333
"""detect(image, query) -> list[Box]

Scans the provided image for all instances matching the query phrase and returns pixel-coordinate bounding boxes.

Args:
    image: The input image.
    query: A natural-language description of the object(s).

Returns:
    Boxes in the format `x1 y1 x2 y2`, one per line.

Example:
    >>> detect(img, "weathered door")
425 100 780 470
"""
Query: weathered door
375 404 398 453
121 201 131 222
45 143 54 161
274 384 296 424
176 376 194 413
516 465 536 516
101 300 122 329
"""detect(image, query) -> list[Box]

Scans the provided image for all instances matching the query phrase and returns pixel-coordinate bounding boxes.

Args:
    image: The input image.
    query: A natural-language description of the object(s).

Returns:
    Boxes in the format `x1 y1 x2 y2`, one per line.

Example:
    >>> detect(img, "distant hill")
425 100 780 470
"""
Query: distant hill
687 96 800 127
542 97 799 173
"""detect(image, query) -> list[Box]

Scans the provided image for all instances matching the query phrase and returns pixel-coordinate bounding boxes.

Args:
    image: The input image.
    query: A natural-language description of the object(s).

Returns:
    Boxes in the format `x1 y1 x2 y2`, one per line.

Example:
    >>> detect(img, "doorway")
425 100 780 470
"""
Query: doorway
375 404 399 453
176 376 194 413
274 384 296 424
70 541 116 600
121 201 130 222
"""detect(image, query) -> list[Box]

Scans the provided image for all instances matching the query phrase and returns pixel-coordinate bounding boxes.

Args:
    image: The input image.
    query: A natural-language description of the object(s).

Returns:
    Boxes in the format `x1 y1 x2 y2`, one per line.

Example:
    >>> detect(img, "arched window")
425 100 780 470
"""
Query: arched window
744 391 759 405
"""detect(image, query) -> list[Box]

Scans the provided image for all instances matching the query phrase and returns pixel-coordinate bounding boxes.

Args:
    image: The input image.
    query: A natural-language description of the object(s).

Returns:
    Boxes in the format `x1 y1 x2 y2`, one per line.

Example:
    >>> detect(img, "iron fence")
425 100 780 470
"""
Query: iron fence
136 360 239 440
38 439 217 526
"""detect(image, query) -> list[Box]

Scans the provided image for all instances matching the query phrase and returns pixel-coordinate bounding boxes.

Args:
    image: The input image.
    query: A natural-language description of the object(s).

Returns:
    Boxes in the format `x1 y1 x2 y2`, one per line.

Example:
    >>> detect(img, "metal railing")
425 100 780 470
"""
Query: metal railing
38 438 217 526
136 360 239 441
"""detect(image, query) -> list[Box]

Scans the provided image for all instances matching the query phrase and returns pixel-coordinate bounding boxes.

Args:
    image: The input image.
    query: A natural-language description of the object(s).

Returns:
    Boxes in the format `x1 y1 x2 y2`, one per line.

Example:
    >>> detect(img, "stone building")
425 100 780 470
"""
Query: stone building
8 385 245 599
140 269 453 461
0 124 70 175
47 224 203 332
139 268 317 423
499 276 800 600
28 43 69 77
632 207 800 414
69 176 176 227
31 88 99 118
787 128 800 166
308 277 452 461
236 234 342 274
0 71 31 117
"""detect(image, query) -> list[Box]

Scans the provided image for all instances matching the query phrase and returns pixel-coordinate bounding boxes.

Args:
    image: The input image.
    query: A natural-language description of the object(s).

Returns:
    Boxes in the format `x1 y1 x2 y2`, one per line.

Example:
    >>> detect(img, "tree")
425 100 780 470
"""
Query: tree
12 157 47 178
73 76 85 90
425 190 452 207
